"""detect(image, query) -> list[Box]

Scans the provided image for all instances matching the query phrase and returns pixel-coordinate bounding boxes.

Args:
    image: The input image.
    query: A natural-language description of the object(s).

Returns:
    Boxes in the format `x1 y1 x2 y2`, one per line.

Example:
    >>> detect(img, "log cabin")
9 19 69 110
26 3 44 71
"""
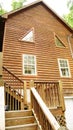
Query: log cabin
0 0 73 129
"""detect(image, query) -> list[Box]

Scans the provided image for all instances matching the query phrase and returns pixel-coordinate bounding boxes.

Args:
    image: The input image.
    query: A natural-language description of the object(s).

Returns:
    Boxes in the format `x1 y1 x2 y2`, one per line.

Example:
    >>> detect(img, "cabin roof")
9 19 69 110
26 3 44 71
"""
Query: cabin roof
1 0 73 33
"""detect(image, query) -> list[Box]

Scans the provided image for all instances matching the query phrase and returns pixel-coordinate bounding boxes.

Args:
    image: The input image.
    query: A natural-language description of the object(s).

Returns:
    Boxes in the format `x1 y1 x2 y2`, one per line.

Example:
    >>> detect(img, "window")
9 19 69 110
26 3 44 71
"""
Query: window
55 36 65 47
23 54 36 75
58 59 71 77
22 30 34 42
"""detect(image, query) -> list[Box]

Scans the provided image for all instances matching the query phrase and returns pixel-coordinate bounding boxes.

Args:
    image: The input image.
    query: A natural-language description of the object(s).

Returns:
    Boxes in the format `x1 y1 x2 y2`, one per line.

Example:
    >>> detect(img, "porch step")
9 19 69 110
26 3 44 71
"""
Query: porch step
5 123 38 130
5 110 32 118
5 110 39 130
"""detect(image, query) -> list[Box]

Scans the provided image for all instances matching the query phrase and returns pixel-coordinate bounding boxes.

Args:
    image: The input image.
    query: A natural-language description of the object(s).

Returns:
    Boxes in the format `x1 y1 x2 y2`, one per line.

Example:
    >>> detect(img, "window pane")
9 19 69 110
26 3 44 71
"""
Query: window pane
24 55 28 64
61 68 66 76
61 68 69 77
31 66 35 74
65 68 69 76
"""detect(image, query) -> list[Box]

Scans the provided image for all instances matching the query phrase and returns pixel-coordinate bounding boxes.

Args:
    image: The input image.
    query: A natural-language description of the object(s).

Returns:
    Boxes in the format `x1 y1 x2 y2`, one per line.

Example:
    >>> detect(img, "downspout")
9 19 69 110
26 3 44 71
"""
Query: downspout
68 34 73 58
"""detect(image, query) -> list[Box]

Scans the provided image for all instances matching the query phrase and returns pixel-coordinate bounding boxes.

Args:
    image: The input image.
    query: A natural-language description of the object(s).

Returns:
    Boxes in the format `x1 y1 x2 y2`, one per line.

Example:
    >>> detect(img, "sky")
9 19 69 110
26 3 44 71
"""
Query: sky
0 0 69 17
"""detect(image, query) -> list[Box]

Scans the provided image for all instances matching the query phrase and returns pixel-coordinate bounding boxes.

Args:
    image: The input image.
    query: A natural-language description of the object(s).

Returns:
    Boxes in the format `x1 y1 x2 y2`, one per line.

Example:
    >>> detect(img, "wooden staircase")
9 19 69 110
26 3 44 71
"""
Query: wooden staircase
5 110 39 130
2 66 68 130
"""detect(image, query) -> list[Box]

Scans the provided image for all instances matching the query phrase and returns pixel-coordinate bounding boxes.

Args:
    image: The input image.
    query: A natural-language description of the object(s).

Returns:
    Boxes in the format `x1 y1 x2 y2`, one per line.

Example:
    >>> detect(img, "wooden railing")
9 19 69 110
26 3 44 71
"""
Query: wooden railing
3 66 23 89
31 87 65 130
3 66 27 110
30 80 65 111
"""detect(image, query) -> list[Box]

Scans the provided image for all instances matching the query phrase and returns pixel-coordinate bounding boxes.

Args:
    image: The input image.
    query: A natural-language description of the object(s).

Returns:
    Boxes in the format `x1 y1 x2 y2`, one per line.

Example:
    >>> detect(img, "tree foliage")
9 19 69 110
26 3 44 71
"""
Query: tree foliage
0 4 7 15
0 0 26 15
11 0 26 10
63 0 73 28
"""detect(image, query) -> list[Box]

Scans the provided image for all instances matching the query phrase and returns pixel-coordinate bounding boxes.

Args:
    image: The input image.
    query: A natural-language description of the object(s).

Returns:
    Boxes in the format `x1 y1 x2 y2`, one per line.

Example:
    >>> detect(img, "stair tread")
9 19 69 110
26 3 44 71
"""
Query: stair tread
6 116 34 120
5 122 38 129
5 110 33 118
5 110 32 113
5 110 39 130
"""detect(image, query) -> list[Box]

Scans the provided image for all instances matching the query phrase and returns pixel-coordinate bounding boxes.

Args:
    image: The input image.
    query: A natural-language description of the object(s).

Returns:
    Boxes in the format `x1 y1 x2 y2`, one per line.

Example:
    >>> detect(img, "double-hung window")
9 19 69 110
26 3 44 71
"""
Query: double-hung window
23 54 36 75
58 59 71 77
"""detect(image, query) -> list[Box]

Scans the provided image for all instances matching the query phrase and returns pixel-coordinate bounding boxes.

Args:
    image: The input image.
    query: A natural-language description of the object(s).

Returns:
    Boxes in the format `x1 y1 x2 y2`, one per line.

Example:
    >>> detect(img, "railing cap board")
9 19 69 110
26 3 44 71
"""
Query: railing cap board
31 87 60 130
58 126 68 130
3 66 24 83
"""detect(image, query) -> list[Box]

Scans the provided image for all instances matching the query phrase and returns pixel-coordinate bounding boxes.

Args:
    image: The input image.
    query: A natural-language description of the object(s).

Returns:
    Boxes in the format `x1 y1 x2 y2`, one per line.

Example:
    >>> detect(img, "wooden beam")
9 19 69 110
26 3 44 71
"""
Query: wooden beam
23 81 28 108
59 80 65 112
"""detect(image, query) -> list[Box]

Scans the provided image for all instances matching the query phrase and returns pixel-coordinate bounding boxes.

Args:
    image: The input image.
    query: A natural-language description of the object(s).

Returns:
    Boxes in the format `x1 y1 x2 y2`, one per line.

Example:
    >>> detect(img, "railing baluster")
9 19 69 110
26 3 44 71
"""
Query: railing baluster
33 80 65 110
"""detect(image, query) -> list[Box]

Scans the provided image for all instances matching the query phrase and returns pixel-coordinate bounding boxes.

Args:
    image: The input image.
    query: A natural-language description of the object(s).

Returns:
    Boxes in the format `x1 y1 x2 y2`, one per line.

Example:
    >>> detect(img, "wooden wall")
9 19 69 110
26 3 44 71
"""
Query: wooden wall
0 52 3 75
3 3 73 95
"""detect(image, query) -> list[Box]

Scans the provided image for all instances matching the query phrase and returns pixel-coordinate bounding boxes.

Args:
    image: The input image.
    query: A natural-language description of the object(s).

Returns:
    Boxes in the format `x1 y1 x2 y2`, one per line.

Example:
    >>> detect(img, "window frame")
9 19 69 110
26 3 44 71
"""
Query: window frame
58 58 71 78
23 54 37 76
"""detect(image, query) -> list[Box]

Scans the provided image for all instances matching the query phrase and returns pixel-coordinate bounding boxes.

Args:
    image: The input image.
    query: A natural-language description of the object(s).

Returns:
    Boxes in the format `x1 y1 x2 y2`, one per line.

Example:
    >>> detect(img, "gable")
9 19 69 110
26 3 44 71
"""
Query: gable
3 0 73 33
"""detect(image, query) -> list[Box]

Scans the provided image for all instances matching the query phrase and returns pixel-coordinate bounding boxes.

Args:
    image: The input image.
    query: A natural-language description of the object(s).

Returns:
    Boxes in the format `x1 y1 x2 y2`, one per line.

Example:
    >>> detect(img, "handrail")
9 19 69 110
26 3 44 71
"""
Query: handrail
3 66 24 89
3 66 23 83
31 87 61 130
3 66 27 110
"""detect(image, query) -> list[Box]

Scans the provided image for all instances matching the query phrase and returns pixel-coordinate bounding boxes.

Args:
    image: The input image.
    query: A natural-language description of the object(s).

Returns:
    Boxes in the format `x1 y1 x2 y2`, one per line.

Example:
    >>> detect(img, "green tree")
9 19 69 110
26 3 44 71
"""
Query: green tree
11 0 26 10
63 0 73 28
0 4 7 15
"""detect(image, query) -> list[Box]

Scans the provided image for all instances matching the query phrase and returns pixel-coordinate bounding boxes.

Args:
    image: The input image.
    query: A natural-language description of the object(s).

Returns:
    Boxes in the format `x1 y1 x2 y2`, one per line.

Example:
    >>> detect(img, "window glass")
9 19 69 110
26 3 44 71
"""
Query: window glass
22 31 34 42
55 36 65 47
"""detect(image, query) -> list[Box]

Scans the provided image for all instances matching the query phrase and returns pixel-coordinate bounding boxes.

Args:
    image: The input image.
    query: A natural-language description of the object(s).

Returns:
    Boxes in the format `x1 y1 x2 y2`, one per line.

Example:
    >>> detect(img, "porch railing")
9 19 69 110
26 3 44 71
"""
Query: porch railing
30 80 65 111
3 66 23 89
3 66 27 110
31 87 65 130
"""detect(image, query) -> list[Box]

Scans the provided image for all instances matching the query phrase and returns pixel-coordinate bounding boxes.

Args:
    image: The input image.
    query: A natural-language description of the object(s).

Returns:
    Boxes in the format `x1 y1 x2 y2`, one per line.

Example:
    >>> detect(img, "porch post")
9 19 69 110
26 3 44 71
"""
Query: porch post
0 77 5 130
30 80 34 109
23 81 28 109
59 80 65 111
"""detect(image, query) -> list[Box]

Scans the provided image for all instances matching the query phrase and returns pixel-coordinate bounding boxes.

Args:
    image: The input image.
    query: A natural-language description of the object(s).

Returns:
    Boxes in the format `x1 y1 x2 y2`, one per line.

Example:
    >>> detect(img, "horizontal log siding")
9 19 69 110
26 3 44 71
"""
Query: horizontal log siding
3 3 73 95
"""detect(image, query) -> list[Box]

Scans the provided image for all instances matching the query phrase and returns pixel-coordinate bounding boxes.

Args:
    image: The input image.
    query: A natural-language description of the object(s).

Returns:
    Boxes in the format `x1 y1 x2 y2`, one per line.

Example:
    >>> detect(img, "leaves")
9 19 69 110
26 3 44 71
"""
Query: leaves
0 4 7 15
0 0 26 15
63 0 73 28
11 0 26 10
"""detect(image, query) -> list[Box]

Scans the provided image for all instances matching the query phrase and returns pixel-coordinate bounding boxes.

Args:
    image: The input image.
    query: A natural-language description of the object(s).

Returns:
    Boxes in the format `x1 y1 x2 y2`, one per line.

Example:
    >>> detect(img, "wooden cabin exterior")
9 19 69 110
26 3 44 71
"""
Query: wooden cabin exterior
2 1 73 96
0 0 73 129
